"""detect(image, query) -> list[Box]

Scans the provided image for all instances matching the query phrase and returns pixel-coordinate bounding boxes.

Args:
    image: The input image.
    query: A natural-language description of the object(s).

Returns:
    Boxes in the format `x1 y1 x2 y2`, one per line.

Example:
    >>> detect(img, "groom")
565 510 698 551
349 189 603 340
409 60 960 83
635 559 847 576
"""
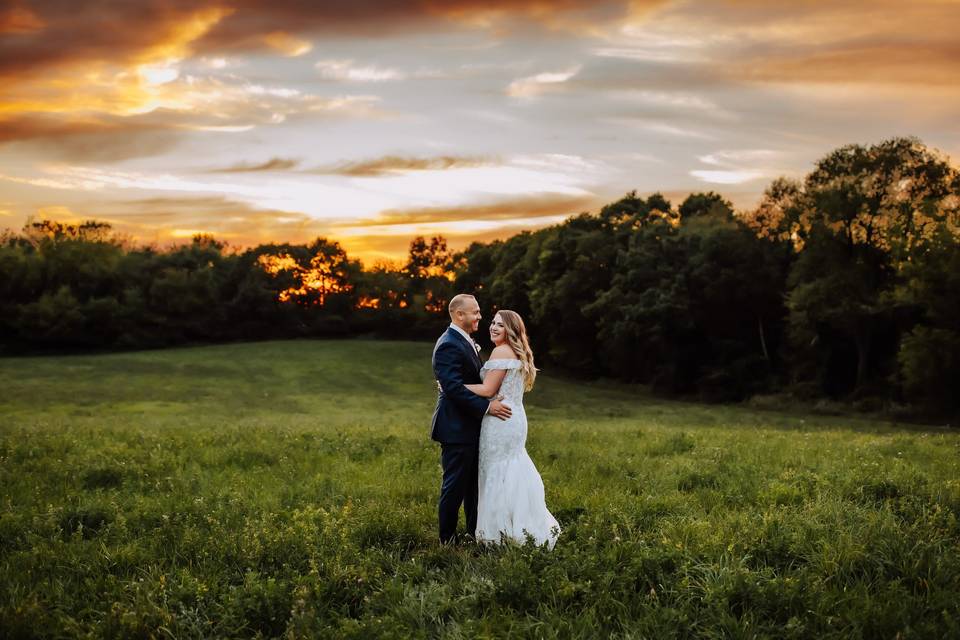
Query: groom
431 293 511 544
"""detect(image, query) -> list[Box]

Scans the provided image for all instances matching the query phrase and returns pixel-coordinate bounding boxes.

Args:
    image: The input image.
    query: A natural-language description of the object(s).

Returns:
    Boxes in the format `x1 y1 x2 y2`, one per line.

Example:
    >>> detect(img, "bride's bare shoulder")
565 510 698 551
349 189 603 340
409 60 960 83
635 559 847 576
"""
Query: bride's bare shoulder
490 344 517 359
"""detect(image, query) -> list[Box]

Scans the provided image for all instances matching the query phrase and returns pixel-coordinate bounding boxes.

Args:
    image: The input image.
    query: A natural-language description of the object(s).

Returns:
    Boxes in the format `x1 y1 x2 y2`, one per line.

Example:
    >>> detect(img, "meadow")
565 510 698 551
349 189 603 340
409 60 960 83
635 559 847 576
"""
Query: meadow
1 340 958 639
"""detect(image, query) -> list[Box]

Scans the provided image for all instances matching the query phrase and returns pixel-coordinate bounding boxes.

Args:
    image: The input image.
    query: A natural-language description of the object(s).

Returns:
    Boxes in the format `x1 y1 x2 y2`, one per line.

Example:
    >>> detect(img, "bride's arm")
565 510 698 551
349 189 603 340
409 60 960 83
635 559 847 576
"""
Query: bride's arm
465 344 514 398
465 369 506 398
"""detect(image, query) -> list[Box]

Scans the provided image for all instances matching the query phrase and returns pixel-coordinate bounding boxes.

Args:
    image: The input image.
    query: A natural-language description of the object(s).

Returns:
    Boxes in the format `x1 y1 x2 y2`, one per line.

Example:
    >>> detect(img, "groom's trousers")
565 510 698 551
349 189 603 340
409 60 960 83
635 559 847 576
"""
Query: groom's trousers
438 443 479 543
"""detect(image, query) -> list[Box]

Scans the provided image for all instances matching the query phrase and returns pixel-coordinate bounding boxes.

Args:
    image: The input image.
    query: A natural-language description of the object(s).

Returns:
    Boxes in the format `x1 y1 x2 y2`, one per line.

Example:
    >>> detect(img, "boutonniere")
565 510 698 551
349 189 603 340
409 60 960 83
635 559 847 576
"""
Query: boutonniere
473 342 481 355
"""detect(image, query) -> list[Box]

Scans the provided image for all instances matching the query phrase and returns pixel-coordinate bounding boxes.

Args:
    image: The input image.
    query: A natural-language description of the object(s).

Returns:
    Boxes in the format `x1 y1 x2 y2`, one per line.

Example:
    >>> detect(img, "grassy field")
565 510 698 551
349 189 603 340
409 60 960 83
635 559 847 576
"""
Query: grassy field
1 340 959 639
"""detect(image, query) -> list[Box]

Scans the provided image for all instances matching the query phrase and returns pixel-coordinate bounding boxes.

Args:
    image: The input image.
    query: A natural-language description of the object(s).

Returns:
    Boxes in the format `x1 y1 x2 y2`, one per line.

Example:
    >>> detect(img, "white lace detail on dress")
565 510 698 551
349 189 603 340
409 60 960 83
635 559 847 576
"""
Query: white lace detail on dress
476 361 560 548
482 359 525 407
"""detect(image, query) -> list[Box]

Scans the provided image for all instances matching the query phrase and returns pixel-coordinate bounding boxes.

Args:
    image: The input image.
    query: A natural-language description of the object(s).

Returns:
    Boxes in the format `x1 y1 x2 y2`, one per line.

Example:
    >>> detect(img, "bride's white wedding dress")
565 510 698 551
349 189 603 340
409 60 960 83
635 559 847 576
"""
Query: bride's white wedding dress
476 359 560 548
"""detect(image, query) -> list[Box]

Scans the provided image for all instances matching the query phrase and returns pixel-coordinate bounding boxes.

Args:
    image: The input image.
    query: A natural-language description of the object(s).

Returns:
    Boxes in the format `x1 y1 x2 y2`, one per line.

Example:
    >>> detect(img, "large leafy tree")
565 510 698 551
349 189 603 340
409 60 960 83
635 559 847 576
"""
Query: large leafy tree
896 220 960 416
529 213 617 372
747 137 959 394
585 193 790 398
404 236 456 332
10 220 130 347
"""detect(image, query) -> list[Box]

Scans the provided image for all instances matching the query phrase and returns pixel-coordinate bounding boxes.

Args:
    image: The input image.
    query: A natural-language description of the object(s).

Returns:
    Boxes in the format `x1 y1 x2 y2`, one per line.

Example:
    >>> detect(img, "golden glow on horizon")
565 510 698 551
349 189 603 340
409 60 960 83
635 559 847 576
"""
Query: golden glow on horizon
169 228 223 239
257 252 351 305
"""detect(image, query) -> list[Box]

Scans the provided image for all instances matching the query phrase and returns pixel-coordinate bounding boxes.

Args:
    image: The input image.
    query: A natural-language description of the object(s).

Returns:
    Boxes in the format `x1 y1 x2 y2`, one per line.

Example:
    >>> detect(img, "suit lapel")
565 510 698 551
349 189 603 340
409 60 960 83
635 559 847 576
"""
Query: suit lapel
448 327 481 369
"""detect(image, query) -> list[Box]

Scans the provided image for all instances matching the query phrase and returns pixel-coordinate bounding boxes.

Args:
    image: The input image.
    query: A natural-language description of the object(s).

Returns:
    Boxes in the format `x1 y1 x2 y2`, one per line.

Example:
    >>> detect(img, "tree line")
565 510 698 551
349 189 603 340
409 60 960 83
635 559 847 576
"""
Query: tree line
2 137 958 418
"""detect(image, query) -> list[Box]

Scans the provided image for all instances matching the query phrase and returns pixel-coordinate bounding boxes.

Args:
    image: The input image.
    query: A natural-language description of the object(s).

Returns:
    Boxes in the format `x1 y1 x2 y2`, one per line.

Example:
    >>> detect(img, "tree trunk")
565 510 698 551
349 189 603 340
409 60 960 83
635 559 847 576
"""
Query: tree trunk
854 326 871 389
758 315 770 361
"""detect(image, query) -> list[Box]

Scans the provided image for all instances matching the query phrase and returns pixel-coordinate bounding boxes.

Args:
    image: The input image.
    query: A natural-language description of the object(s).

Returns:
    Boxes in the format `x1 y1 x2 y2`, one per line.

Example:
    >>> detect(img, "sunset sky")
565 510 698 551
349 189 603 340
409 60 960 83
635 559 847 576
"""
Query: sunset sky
2 0 958 263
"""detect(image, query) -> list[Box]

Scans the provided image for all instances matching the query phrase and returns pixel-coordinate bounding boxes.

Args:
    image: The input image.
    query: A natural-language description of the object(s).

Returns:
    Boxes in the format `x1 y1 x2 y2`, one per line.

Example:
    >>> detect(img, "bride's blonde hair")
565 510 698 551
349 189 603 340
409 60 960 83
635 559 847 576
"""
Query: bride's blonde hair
496 309 537 391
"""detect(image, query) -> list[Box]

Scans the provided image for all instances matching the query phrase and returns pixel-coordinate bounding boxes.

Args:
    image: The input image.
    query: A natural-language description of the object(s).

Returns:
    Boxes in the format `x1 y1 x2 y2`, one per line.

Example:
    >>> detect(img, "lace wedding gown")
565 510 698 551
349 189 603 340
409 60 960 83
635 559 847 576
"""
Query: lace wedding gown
476 359 560 548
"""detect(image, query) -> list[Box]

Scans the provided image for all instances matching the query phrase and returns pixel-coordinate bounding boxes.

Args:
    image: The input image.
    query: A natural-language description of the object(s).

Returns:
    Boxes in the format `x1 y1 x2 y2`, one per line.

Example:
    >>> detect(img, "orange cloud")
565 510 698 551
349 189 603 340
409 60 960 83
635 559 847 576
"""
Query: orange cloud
37 195 332 249
0 3 45 34
0 113 183 162
0 114 160 144
0 79 385 161
208 157 301 173
350 193 596 226
337 223 560 264
731 44 960 87
261 31 313 57
317 155 495 177
0 0 643 85
619 0 960 88
328 194 599 262
0 5 231 81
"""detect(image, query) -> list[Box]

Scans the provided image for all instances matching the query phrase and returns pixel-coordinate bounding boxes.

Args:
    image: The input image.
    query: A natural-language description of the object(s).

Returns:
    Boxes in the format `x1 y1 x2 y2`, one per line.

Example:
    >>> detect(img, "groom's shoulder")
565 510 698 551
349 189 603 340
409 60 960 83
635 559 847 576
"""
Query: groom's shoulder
433 328 455 353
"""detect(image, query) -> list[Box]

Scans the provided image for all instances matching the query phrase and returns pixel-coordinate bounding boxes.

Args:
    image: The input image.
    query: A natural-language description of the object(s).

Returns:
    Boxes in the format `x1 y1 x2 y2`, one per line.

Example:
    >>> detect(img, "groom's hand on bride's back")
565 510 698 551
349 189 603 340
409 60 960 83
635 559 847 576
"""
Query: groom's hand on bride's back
488 399 512 420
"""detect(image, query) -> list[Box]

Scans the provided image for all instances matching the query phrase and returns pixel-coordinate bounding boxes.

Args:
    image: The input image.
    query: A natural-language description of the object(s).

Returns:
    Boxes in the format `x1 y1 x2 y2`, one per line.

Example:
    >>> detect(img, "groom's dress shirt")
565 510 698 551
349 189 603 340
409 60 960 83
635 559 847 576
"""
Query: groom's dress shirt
448 323 490 414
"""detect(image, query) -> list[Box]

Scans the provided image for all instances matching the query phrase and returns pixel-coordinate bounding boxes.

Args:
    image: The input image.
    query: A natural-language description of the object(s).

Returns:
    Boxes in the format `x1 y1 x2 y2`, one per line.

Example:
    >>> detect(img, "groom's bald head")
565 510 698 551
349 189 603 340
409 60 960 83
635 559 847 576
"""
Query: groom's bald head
448 294 476 318
448 294 481 333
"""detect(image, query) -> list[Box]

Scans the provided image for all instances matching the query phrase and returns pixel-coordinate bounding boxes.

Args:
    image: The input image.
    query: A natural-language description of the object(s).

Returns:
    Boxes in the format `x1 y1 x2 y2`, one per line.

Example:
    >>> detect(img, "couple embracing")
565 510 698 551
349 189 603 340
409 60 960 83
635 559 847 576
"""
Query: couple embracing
431 293 560 548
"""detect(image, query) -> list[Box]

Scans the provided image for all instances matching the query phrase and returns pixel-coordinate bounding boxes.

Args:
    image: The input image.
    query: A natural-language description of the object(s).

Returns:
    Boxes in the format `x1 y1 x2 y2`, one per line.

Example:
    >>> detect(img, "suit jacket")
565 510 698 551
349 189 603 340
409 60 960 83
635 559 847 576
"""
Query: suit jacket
431 327 488 444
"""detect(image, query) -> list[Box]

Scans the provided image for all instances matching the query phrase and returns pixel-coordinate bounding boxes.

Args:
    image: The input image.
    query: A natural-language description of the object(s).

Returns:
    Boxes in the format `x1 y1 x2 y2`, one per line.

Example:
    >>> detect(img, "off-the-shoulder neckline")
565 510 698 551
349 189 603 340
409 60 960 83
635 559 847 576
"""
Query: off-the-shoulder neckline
483 358 521 367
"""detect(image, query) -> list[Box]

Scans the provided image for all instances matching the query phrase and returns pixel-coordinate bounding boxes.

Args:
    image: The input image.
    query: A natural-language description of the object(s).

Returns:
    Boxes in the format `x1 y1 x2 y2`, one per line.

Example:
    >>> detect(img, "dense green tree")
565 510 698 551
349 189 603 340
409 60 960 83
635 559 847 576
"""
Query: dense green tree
896 224 960 416
454 231 548 350
402 236 457 334
406 236 453 282
678 191 734 222
353 261 413 337
750 137 959 395
529 213 618 371
585 201 790 399
583 213 687 387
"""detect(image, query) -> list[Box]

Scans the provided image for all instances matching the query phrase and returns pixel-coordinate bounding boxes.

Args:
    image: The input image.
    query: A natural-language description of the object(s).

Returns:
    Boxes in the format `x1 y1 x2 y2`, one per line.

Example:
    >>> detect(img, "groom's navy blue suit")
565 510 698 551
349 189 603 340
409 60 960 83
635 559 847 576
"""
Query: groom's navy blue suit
432 326 489 543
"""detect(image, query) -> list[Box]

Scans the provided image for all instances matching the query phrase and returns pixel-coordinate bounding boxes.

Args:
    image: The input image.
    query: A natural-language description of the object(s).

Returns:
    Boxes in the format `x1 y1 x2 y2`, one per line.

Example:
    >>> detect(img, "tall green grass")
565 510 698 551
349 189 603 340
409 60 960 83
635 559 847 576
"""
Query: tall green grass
1 340 958 638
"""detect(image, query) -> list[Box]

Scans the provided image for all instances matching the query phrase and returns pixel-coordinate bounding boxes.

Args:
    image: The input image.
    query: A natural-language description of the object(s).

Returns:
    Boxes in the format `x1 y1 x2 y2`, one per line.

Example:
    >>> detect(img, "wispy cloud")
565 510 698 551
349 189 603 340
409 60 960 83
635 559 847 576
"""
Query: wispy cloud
316 155 495 177
507 65 582 98
59 195 333 248
729 45 960 87
688 170 764 185
315 59 407 82
606 90 736 120
331 193 601 262
262 31 312 57
605 117 714 139
699 150 779 165
0 172 105 191
208 157 301 173
690 148 783 185
346 193 595 226
615 0 960 88
0 74 385 162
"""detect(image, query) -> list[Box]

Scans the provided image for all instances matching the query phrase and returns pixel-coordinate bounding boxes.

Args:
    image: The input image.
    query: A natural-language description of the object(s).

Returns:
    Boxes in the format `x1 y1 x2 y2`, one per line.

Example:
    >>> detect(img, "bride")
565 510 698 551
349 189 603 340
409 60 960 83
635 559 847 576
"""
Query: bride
464 309 560 549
